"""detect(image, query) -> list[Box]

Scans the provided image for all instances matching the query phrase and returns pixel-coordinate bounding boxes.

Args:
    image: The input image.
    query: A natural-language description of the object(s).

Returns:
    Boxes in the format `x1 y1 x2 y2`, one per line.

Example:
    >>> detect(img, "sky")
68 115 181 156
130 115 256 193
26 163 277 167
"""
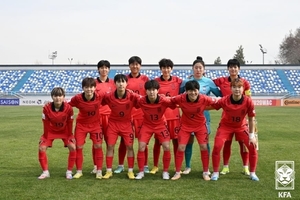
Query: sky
0 0 299 65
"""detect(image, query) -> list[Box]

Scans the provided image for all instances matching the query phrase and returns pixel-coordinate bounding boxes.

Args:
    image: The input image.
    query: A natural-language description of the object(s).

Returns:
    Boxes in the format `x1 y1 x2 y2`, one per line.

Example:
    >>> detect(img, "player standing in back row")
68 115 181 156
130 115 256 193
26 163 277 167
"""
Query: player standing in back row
114 56 150 174
150 58 182 174
91 60 115 174
213 59 252 176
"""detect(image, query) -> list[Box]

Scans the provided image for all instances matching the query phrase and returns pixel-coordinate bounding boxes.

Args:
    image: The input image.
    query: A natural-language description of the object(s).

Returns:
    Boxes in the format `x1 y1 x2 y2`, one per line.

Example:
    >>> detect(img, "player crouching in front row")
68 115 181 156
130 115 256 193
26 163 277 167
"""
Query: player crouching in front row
38 87 76 180
101 74 140 180
210 78 259 181
135 80 177 180
170 80 218 181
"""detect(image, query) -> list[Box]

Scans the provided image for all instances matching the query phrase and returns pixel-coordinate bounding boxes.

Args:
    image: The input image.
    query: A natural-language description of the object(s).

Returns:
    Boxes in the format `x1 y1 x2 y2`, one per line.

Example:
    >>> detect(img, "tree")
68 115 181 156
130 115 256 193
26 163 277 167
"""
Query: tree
214 57 222 65
233 45 245 65
279 28 300 64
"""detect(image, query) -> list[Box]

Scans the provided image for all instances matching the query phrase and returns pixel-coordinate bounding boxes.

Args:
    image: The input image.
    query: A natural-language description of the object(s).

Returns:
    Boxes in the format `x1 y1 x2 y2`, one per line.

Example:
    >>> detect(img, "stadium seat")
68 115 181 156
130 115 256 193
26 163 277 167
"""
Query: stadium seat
0 68 298 95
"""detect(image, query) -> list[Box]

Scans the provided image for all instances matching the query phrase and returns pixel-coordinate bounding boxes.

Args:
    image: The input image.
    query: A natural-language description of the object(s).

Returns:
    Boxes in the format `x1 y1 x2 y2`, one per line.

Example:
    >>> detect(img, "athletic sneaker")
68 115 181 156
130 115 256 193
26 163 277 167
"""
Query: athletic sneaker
150 166 159 174
73 172 83 179
103 171 113 179
38 172 50 180
182 167 191 174
144 166 150 173
135 172 145 180
202 172 210 181
96 172 103 179
242 167 250 176
114 166 124 173
220 167 230 175
66 172 73 180
171 172 181 180
250 174 259 181
162 172 170 180
90 166 97 174
211 173 219 181
127 172 135 179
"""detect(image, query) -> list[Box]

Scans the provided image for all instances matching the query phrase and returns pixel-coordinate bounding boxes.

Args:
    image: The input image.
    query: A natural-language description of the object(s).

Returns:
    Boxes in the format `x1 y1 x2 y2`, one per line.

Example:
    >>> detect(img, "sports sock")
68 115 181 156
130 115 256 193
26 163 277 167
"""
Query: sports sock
137 151 145 172
162 150 171 172
185 143 193 168
153 140 161 167
67 150 76 171
38 151 48 171
175 151 184 172
118 139 126 166
223 140 232 166
76 148 83 170
94 148 103 170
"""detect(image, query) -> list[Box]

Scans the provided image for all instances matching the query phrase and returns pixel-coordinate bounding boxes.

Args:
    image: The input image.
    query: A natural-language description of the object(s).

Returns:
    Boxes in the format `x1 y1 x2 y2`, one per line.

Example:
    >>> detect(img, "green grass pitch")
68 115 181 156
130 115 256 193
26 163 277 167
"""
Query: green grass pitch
0 106 299 199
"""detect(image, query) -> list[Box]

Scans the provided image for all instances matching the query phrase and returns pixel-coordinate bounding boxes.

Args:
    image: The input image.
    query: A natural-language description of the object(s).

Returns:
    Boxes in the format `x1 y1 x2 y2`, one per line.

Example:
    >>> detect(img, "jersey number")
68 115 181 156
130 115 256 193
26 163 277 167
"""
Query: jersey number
150 114 159 121
231 116 241 122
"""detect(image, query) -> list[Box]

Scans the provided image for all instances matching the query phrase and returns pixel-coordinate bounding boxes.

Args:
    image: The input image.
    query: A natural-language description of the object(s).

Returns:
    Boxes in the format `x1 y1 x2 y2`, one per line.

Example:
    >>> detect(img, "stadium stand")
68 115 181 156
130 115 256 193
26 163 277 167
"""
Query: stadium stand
0 67 299 96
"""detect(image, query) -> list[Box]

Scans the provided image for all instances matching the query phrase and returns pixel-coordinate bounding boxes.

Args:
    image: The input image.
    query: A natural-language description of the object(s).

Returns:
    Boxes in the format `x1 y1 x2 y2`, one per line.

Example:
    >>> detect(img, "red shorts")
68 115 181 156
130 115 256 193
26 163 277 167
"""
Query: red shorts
132 119 143 138
178 125 208 145
39 135 75 147
74 122 103 146
215 124 248 142
100 114 109 141
106 121 134 146
167 119 180 139
139 124 170 144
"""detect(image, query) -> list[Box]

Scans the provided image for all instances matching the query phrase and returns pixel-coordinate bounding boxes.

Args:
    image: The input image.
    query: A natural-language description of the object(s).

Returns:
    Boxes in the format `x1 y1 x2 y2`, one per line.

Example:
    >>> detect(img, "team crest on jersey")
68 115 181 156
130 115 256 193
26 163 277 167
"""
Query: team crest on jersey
197 108 200 113
241 109 246 115
126 104 130 110
157 107 162 113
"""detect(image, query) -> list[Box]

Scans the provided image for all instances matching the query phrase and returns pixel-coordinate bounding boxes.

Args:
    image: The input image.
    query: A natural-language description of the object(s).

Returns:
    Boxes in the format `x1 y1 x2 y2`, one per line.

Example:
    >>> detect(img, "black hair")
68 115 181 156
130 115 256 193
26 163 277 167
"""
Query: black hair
227 59 240 68
158 58 174 69
114 74 128 83
97 60 110 69
193 56 205 67
185 80 200 91
128 56 142 65
144 80 160 90
51 87 65 97
82 77 96 88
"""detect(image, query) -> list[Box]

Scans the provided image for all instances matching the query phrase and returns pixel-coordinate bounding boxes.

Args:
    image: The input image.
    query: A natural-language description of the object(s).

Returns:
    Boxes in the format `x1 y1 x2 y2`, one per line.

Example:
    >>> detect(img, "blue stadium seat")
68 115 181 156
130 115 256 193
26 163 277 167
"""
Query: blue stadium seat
0 70 26 92
0 68 297 95
284 70 300 94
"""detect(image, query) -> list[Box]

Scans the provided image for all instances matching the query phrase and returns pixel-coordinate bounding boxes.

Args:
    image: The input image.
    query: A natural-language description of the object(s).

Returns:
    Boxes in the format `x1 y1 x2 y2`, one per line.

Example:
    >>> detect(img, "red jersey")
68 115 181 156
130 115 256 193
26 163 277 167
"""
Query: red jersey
213 95 255 128
95 77 115 115
171 93 217 132
127 73 149 119
68 93 103 124
42 102 74 139
213 76 251 96
155 75 182 120
102 89 140 123
137 95 175 126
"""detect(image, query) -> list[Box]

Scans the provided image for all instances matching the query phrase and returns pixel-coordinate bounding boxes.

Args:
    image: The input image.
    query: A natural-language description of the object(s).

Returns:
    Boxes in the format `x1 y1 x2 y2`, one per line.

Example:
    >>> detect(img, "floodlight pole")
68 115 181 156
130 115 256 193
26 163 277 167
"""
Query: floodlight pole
48 51 57 65
259 44 267 65
68 58 73 65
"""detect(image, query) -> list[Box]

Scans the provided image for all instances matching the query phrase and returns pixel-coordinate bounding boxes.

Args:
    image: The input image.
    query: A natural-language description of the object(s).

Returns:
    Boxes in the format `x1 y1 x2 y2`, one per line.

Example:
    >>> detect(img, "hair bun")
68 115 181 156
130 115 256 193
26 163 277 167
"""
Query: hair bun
196 56 203 61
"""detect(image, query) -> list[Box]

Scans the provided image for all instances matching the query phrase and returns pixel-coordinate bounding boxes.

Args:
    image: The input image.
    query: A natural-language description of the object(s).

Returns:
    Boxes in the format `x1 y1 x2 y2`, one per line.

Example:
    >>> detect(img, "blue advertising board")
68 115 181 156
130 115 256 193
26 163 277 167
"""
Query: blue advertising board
0 99 19 106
